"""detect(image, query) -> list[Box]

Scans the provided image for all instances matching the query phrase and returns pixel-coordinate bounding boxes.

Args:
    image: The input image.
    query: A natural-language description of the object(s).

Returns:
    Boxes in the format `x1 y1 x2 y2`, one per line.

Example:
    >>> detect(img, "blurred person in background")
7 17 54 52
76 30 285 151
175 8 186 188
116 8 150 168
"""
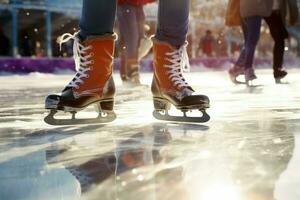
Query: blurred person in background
224 28 243 57
215 30 228 57
117 0 156 86
264 0 299 83
20 31 33 57
35 41 45 57
227 0 274 86
197 30 216 57
0 28 10 56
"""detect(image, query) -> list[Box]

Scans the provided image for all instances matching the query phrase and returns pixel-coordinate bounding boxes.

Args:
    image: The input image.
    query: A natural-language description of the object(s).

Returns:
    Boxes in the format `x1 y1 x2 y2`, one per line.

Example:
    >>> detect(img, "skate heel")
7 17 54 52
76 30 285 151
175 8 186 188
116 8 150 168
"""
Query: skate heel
153 98 171 111
99 99 114 111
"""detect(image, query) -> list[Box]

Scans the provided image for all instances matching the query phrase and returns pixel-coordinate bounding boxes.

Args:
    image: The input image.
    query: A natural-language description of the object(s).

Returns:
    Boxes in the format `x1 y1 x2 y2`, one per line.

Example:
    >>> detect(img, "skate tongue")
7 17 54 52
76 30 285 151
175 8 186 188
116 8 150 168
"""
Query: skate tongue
187 86 195 92
62 87 73 93
184 87 194 95
176 87 194 100
77 33 85 41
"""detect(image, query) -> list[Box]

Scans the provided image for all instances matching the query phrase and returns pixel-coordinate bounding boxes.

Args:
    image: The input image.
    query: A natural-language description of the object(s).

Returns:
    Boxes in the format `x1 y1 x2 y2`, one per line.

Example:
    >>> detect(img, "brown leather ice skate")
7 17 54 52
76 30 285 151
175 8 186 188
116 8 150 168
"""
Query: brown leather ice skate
44 32 117 125
123 58 142 87
151 38 210 123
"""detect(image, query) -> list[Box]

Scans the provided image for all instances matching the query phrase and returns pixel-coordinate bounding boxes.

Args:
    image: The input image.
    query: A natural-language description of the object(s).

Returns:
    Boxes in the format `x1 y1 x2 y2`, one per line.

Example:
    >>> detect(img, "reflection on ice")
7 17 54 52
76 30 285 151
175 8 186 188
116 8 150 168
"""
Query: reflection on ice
0 70 300 200
42 121 294 200
200 184 241 200
0 150 80 200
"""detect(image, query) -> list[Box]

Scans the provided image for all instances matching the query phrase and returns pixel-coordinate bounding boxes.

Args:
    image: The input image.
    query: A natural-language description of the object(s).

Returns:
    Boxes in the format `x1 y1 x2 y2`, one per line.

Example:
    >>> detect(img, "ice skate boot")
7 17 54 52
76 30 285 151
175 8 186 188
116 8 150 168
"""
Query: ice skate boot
151 39 210 123
245 68 258 87
228 65 245 84
122 59 149 88
122 59 142 87
44 33 117 125
274 69 288 84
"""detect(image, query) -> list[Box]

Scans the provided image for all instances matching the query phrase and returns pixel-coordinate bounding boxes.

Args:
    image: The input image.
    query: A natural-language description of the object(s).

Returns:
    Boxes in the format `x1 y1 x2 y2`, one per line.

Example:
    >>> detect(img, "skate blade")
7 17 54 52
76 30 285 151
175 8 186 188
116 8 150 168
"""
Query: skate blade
275 79 289 84
246 81 263 88
122 82 149 89
229 74 246 85
153 110 210 123
246 84 263 88
44 110 116 126
233 80 246 85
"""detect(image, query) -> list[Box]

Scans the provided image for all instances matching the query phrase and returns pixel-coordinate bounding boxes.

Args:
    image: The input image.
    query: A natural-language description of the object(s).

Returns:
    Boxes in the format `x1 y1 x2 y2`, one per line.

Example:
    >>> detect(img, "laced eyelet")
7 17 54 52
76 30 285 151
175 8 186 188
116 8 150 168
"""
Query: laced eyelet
90 66 94 70
61 32 97 89
162 45 191 89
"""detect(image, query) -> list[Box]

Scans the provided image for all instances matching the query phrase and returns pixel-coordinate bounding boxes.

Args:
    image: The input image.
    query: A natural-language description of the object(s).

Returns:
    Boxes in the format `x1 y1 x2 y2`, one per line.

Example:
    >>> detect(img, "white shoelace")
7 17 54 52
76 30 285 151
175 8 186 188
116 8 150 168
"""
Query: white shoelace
164 44 191 89
59 32 93 89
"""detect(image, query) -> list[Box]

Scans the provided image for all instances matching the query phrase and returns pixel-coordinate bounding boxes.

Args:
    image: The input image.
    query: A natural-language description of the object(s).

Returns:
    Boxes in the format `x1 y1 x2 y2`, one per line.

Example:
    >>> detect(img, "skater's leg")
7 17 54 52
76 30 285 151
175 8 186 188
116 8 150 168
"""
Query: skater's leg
156 0 189 47
229 49 246 83
151 0 210 123
119 36 128 81
264 11 288 81
243 16 262 81
235 22 248 68
243 16 261 70
79 0 117 38
117 4 141 84
235 49 246 68
137 7 153 60
229 22 247 83
117 5 139 61
45 0 118 125
136 6 146 43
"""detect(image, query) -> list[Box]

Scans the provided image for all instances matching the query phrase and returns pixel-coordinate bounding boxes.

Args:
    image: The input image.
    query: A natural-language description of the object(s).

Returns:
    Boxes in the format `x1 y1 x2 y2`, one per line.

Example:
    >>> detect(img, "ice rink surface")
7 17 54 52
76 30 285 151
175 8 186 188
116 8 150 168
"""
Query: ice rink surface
0 69 300 200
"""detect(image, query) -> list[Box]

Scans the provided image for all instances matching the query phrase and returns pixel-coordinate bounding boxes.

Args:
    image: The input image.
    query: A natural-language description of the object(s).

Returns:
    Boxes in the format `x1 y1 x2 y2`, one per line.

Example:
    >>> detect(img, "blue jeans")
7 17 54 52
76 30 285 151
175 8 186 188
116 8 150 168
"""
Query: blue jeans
79 0 189 47
235 16 262 69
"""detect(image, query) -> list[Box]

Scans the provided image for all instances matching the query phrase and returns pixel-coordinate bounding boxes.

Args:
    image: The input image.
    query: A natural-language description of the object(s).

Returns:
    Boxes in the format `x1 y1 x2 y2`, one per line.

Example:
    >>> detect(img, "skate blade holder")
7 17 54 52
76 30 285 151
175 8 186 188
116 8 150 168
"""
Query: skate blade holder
275 78 289 84
230 74 246 85
153 108 210 123
246 79 263 88
44 109 116 126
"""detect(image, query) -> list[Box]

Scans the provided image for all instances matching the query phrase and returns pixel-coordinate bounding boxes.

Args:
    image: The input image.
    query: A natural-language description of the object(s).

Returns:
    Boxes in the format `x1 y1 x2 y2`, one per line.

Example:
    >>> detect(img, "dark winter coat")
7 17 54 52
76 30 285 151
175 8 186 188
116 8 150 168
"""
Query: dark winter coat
240 0 274 18
118 0 156 6
278 0 299 26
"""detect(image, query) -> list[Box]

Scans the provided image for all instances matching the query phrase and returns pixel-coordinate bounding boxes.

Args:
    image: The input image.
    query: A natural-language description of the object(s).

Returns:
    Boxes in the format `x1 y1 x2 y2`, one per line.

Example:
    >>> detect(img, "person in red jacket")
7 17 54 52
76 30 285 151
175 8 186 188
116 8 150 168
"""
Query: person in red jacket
118 0 156 86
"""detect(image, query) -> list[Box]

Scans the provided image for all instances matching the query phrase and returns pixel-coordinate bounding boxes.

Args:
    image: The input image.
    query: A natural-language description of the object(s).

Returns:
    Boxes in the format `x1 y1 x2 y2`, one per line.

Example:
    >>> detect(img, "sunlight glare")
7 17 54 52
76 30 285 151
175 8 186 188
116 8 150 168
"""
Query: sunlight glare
201 184 241 200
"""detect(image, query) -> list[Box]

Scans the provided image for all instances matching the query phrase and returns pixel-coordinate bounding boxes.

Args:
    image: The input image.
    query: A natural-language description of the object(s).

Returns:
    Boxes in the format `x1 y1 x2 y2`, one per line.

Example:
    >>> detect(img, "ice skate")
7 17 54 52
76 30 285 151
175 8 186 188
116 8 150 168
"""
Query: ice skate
228 65 246 84
122 59 149 88
119 49 141 87
274 69 288 84
245 68 259 87
122 59 142 87
151 39 210 123
44 33 117 125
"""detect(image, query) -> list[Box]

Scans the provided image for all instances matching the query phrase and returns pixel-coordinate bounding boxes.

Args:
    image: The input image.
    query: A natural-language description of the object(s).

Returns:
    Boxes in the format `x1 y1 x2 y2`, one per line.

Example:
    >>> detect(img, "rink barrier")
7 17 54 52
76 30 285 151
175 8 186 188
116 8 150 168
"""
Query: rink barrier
0 58 152 74
0 57 295 74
